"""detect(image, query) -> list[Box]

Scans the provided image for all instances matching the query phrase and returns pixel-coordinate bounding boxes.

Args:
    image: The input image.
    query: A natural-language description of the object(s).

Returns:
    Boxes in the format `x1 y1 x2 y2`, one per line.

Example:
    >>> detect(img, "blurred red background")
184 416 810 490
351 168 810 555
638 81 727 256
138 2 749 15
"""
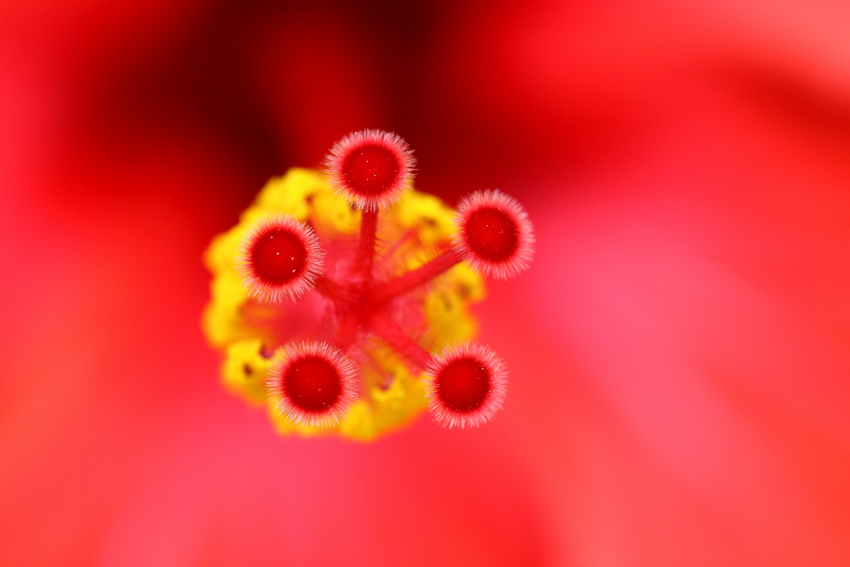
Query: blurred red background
2 0 850 565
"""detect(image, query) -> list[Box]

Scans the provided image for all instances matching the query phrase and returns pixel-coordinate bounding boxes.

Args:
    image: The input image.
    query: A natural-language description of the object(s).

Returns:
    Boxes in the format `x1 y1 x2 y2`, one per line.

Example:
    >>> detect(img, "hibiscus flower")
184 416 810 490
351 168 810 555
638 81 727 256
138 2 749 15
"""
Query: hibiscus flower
1 1 848 565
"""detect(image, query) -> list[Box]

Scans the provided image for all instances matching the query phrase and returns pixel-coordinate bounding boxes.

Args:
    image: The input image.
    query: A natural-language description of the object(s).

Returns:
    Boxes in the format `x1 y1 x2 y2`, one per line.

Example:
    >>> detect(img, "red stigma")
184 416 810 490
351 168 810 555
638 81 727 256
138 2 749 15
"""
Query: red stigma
325 129 415 211
464 207 518 262
284 356 342 412
425 343 507 429
250 228 307 284
435 358 490 412
342 144 400 196
237 215 324 303
268 341 358 427
455 190 535 280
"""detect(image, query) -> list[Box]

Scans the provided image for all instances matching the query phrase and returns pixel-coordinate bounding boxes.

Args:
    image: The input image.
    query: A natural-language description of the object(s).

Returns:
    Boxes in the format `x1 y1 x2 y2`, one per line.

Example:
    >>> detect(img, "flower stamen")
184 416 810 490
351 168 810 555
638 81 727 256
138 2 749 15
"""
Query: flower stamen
354 209 379 285
369 313 433 369
205 133 534 439
370 247 463 303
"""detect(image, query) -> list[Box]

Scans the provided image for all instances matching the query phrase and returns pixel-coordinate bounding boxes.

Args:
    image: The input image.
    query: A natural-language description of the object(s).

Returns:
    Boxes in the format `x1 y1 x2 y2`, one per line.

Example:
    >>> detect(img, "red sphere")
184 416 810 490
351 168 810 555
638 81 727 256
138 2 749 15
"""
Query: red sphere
425 342 507 428
325 129 415 211
267 341 359 427
236 215 324 303
455 190 534 279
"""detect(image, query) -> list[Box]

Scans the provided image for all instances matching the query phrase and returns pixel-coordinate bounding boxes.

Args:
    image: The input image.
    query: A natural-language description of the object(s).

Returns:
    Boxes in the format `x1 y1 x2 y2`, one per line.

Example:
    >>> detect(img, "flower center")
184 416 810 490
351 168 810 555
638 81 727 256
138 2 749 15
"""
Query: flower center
284 356 342 412
436 358 490 412
464 207 518 262
250 228 307 284
342 144 400 196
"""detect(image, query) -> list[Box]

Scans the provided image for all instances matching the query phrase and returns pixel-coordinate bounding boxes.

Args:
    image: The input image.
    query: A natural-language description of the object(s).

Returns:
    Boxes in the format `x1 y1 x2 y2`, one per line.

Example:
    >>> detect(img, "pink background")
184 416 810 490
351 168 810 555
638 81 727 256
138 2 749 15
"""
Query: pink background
2 0 849 565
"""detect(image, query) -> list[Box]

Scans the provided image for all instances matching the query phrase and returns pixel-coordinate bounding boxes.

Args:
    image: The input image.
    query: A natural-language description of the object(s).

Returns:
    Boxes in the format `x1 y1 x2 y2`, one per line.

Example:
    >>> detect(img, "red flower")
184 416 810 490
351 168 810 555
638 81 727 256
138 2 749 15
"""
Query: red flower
2 0 849 565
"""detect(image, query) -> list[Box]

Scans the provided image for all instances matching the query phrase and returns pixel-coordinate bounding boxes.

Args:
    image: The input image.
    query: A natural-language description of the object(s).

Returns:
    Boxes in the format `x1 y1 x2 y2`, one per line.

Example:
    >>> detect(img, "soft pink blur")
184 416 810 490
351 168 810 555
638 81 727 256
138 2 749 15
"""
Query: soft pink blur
2 0 849 565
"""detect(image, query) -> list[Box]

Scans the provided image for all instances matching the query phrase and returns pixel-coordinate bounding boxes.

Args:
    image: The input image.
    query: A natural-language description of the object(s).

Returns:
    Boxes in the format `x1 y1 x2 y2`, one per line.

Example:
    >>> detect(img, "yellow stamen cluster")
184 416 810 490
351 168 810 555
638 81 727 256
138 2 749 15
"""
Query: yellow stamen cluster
202 168 484 440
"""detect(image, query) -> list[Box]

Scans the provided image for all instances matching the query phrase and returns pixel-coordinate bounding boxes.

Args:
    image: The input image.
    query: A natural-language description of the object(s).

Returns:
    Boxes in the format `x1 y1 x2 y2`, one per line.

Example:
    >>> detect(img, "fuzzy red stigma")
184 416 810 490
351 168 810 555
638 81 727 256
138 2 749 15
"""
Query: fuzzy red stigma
267 341 359 427
425 342 507 429
237 215 324 303
455 190 534 279
325 129 415 211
